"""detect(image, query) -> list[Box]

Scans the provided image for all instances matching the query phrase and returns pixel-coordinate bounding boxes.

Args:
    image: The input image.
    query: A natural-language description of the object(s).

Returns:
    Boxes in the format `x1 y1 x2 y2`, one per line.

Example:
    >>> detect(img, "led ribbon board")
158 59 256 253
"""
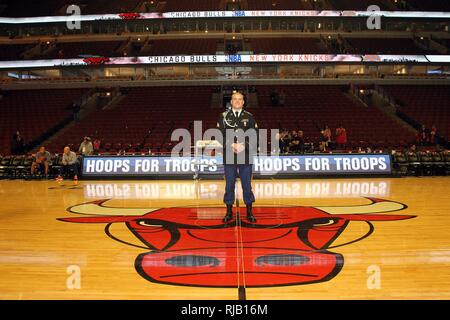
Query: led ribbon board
1 10 450 24
81 154 392 178
1 54 449 69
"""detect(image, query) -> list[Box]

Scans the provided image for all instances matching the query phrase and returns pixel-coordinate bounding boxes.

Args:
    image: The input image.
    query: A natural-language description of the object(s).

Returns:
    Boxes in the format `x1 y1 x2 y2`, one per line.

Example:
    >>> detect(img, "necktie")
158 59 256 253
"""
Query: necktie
235 111 239 118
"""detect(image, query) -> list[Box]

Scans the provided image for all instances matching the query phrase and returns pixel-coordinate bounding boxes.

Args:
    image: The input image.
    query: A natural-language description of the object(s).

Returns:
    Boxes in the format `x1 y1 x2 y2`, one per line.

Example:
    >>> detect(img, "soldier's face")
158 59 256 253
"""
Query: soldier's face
231 93 244 110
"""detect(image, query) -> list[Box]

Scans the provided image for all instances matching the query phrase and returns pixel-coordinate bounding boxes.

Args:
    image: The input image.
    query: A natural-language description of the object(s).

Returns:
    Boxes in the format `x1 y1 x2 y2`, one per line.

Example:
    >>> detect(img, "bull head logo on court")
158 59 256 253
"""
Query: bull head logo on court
58 198 415 287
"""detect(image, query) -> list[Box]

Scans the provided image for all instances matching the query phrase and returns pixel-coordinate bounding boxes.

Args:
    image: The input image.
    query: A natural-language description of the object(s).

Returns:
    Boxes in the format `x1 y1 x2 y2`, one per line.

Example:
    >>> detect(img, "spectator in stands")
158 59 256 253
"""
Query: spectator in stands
11 130 24 155
430 125 437 146
274 132 281 154
319 130 327 152
274 129 287 154
417 125 429 146
289 131 300 153
31 146 51 178
93 137 101 155
287 130 305 154
56 146 79 181
281 130 291 153
79 136 94 156
324 125 331 143
320 125 331 152
297 130 305 154
336 124 347 150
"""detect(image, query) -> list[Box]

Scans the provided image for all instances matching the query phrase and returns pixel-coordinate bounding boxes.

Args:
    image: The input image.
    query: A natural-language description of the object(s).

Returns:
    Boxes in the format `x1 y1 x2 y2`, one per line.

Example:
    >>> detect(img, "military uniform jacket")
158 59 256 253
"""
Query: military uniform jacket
217 109 259 165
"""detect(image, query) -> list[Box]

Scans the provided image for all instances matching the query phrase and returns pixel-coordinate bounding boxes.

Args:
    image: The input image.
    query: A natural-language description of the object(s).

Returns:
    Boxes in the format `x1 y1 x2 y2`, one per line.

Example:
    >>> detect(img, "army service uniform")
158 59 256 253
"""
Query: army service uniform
217 109 258 207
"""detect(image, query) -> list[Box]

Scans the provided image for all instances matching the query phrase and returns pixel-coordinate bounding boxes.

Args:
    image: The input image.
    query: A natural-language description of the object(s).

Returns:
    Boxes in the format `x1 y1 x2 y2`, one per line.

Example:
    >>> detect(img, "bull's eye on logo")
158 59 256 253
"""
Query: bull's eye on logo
58 197 415 288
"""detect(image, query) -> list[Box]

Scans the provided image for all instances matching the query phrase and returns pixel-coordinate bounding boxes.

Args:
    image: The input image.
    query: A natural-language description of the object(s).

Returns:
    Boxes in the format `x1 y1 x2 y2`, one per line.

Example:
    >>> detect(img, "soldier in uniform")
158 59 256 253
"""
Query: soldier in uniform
217 91 258 223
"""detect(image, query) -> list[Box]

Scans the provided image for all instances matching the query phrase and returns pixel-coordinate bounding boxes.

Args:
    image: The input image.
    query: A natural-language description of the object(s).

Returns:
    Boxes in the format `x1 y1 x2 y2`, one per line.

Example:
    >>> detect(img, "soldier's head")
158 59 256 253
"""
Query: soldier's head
64 146 70 154
230 91 245 111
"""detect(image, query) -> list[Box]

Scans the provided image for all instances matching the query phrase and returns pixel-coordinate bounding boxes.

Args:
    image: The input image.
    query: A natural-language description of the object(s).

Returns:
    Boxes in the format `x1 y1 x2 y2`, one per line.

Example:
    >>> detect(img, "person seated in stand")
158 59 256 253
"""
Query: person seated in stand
277 129 289 154
31 146 51 178
319 129 327 152
297 130 305 154
336 124 347 150
11 130 25 155
56 146 79 181
282 130 291 153
417 125 429 146
92 137 101 155
429 125 437 146
289 130 301 153
79 136 94 156
323 125 332 149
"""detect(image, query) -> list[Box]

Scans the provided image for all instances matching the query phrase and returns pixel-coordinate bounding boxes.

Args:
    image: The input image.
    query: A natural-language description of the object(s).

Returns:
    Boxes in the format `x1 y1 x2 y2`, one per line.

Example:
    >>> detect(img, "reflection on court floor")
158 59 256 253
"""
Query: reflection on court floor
82 180 391 199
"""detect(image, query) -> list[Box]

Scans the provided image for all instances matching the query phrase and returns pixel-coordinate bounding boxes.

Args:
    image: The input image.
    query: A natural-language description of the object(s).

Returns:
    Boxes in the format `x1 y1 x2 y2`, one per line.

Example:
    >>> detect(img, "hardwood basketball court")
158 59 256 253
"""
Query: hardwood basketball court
0 177 449 299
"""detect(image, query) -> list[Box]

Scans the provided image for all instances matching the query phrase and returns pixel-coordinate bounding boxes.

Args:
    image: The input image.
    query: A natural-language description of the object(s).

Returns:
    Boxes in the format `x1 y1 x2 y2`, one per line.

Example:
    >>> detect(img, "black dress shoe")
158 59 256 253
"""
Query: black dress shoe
246 204 257 223
222 205 233 223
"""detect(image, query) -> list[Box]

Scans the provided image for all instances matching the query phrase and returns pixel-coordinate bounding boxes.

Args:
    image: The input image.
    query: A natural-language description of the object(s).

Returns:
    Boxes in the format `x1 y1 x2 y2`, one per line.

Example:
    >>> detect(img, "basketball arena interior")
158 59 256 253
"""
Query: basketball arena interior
0 0 449 304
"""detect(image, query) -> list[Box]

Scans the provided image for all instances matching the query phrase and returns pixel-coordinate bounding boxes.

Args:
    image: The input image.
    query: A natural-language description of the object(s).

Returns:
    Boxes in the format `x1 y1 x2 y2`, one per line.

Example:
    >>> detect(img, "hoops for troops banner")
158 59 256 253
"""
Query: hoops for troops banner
81 154 391 178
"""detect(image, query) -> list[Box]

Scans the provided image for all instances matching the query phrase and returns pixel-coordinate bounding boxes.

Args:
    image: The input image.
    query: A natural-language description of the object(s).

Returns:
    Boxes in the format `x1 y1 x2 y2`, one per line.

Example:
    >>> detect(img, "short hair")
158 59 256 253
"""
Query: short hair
231 91 245 99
